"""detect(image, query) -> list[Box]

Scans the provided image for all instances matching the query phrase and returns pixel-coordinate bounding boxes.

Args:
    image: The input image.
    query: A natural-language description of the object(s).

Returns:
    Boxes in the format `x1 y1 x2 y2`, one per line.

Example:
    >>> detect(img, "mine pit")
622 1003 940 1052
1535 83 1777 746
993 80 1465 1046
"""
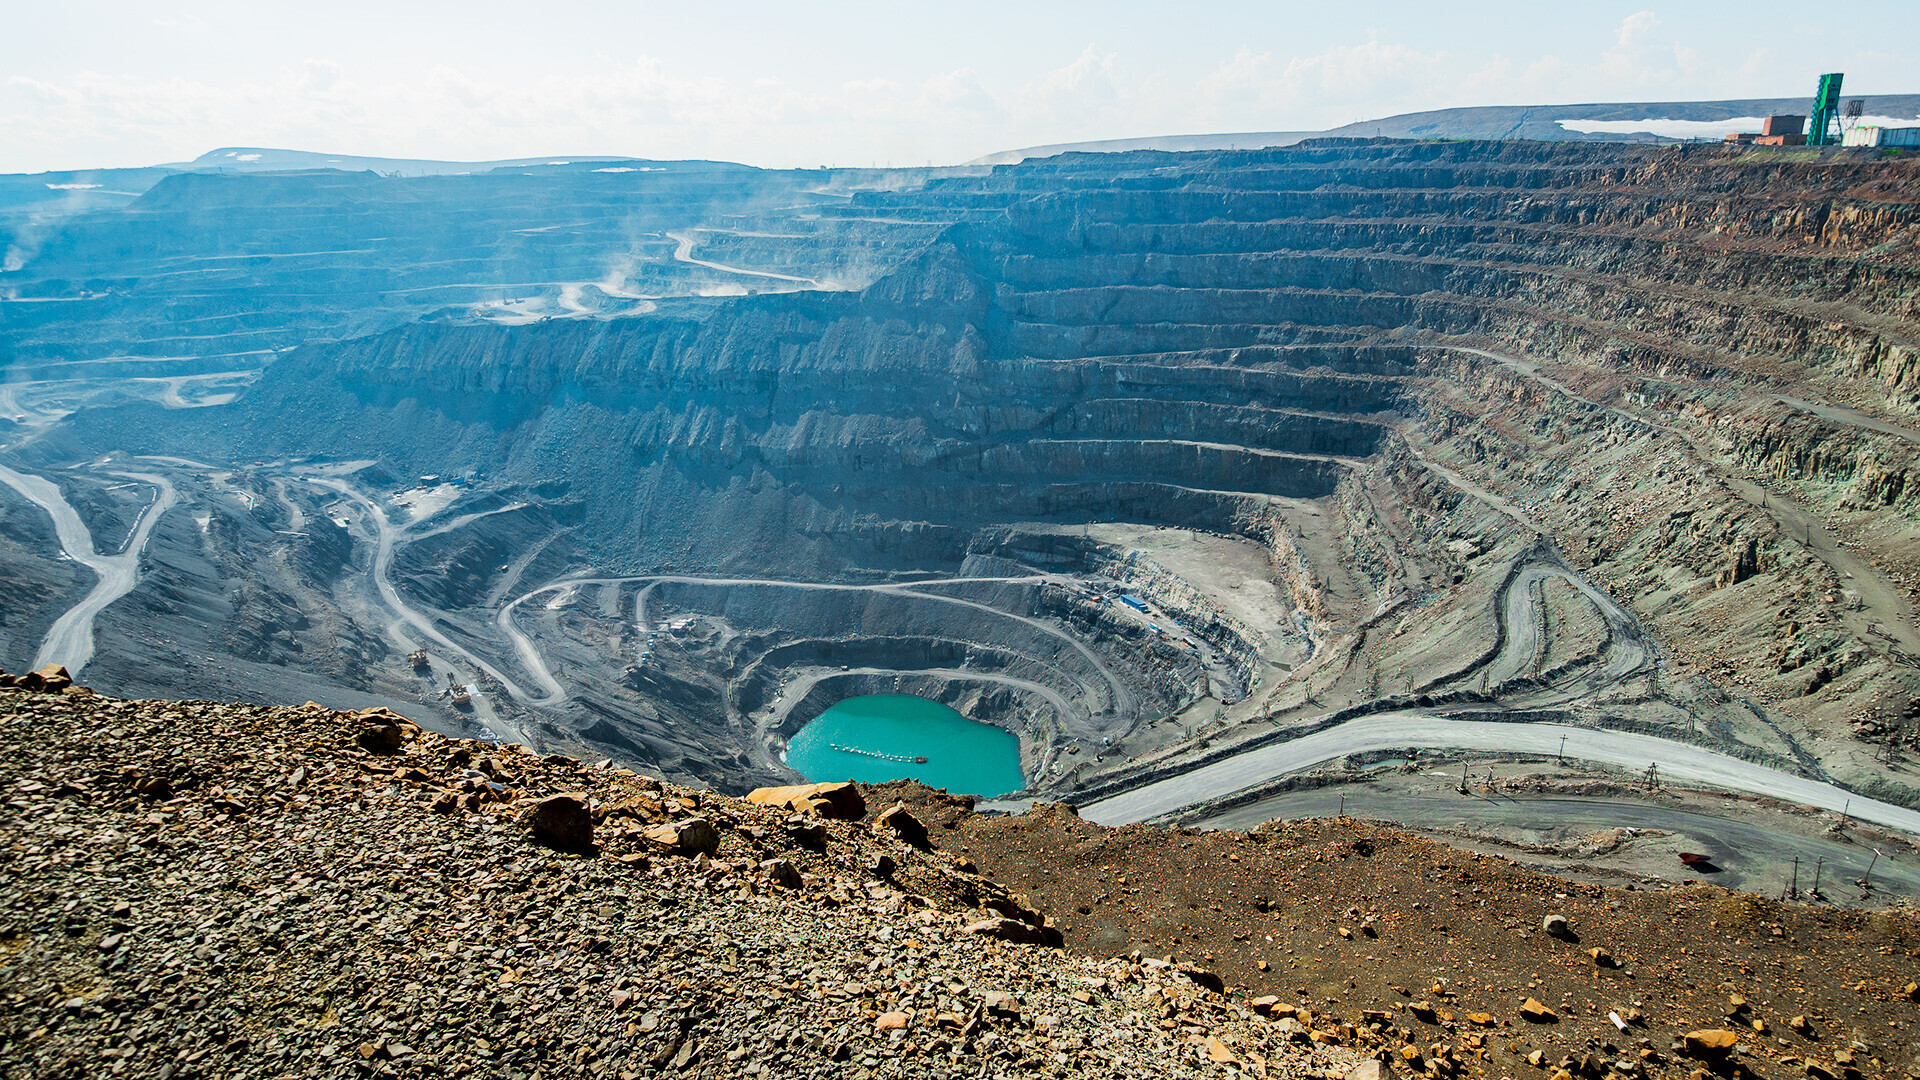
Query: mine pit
2 136 1918 895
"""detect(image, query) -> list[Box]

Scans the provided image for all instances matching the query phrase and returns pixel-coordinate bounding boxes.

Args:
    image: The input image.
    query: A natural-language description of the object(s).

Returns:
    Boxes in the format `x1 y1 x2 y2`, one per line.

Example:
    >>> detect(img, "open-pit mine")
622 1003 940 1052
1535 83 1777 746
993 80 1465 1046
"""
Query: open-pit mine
4 138 1919 884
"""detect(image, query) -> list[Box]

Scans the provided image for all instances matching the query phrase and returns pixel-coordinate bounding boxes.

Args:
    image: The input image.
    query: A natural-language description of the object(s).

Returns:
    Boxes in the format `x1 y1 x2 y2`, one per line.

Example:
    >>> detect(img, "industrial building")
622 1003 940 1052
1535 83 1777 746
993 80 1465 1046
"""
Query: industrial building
1755 114 1807 146
1727 111 1814 145
1718 74 1917 150
1843 125 1920 148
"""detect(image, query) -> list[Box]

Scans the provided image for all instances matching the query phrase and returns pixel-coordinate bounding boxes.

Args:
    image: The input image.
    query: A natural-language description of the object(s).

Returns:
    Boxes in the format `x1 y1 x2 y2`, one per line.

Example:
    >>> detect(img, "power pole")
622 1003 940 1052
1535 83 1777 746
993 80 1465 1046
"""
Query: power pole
1862 849 1882 893
1788 857 1799 901
1812 856 1824 900
1558 734 1567 765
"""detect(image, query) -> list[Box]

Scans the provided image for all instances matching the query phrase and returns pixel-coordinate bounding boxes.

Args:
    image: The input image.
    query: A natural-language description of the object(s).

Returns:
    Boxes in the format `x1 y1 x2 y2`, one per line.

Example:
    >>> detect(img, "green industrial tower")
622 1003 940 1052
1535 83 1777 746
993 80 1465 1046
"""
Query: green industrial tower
1808 72 1844 146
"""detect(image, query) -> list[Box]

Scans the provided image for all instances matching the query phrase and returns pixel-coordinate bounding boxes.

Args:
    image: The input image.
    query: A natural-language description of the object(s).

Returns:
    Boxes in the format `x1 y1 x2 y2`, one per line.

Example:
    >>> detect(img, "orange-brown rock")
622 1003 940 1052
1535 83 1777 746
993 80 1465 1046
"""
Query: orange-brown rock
1681 1030 1740 1058
745 782 865 820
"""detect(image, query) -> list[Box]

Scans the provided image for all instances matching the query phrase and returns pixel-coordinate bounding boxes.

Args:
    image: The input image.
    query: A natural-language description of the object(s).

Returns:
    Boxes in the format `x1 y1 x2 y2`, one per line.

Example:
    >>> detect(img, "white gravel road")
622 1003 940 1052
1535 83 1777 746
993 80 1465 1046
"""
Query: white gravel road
1080 712 1920 836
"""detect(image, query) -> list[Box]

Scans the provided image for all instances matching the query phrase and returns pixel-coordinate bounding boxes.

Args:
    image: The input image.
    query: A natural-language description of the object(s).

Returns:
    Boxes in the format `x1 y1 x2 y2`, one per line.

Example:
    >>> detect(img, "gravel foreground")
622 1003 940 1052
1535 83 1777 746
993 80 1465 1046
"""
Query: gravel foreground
0 683 1360 1080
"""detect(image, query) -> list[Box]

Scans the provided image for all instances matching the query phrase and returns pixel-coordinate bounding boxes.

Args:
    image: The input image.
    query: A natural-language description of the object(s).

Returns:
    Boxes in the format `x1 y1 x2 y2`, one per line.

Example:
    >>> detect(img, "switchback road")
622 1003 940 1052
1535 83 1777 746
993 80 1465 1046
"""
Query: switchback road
0 462 177 674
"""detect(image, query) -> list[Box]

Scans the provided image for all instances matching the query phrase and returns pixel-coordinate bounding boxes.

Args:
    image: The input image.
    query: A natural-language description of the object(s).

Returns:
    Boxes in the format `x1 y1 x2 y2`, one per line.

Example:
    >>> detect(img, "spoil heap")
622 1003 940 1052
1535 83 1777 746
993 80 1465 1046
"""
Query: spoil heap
875 783 1917 1080
0 679 1353 1080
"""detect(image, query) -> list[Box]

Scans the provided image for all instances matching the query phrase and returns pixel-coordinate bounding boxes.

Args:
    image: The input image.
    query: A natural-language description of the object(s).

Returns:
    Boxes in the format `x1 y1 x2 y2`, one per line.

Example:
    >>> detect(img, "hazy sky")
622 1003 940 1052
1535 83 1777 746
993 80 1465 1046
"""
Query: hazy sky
5 1 1917 173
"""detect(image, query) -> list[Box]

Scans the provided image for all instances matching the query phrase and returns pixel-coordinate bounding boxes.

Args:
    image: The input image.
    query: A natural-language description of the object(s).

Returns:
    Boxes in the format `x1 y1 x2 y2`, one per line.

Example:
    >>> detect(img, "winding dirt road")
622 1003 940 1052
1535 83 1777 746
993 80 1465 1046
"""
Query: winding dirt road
0 462 176 674
665 231 818 286
306 477 534 741
1483 556 1653 692
1437 344 1920 655
1197 789 1920 902
499 573 1139 728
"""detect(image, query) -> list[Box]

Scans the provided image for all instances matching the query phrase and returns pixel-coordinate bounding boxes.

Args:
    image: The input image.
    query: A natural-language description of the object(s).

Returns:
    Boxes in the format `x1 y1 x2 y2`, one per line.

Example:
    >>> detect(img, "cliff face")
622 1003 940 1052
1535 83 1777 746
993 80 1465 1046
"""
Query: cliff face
100 139 1920 568
94 230 1386 576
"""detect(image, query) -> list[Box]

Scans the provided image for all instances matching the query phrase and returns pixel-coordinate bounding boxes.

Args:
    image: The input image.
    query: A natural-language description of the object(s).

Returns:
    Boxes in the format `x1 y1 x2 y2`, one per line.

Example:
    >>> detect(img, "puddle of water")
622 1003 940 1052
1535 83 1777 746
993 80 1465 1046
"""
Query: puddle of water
785 694 1025 798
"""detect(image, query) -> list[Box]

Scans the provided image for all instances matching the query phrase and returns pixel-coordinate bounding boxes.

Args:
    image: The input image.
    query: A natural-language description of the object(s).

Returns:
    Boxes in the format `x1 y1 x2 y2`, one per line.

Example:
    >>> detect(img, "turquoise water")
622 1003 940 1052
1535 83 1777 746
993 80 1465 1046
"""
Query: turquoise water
785 694 1025 797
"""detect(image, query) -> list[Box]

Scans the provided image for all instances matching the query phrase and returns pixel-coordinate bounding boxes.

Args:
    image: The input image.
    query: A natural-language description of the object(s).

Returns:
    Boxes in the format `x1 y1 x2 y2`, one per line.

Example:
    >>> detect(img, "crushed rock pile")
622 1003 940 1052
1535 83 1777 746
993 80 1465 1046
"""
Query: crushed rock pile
0 680 1361 1080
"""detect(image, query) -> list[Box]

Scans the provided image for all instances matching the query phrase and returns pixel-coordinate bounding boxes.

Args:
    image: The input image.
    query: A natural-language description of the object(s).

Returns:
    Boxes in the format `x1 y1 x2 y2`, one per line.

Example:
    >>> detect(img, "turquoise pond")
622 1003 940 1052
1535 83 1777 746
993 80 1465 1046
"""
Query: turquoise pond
784 694 1026 798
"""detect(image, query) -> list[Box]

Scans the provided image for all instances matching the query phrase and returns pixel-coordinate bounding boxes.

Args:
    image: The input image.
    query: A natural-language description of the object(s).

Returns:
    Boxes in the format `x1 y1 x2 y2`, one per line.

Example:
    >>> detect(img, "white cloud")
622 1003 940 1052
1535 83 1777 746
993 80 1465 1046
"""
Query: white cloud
1597 11 1708 91
2 12 1909 173
1036 45 1121 101
922 69 998 116
300 59 343 95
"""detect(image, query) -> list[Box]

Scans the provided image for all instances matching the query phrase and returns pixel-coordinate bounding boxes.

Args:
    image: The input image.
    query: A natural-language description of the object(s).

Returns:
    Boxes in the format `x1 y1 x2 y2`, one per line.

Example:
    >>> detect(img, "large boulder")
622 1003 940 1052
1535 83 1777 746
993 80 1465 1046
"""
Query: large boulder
1681 1030 1740 1059
963 917 1059 947
745 782 865 820
524 793 594 850
353 708 418 754
19 665 73 692
643 817 720 856
873 803 930 849
761 859 802 888
783 817 828 852
1519 998 1558 1023
1175 964 1225 993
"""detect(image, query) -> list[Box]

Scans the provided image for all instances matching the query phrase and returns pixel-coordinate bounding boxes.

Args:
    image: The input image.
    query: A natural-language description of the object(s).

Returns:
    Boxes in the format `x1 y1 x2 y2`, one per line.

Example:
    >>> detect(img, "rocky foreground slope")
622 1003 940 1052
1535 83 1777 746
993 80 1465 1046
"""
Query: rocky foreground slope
0 676 1356 1080
5 674 1916 1080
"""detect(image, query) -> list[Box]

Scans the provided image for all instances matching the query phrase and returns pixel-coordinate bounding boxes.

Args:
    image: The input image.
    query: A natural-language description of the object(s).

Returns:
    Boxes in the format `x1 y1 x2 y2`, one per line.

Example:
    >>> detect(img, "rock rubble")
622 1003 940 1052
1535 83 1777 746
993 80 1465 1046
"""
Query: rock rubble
0 683 1360 1079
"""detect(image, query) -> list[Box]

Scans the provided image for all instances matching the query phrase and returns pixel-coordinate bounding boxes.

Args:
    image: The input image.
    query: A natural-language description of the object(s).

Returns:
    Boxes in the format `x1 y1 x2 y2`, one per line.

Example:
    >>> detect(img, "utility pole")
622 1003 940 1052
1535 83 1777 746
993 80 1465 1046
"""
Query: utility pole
1338 793 1346 817
1458 760 1470 794
1812 856 1824 901
1862 849 1882 893
1788 856 1799 901
1558 734 1567 765
1840 800 1850 829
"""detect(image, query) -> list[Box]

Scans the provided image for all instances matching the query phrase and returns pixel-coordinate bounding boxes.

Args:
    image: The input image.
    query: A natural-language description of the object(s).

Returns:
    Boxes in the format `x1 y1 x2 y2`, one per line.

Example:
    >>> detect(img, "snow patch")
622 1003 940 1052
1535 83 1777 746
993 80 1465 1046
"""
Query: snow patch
1557 117 1767 139
44 183 101 190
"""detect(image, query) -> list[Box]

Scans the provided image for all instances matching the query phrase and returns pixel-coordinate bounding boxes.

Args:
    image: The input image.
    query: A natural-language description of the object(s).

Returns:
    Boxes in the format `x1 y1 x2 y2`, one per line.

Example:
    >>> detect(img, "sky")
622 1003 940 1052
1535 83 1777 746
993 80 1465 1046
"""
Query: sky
4 1 1918 174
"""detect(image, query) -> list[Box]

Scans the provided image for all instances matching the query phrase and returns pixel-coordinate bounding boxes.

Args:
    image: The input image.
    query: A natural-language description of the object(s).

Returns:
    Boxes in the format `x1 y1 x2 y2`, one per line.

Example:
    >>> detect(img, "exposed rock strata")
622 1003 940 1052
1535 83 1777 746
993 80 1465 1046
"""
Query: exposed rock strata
13 139 1920 806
